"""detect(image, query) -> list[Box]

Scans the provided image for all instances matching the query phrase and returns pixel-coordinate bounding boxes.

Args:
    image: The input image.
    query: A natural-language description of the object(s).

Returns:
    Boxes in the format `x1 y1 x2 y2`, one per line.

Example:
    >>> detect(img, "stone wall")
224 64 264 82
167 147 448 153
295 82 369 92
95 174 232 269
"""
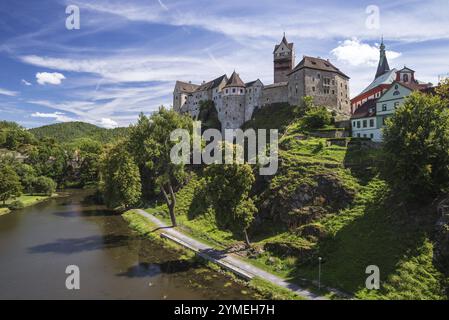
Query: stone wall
262 84 288 106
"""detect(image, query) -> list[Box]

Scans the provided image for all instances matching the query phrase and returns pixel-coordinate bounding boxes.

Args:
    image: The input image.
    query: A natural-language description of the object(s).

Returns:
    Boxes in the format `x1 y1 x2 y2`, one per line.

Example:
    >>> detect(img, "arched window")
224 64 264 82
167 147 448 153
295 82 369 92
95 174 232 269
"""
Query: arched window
403 74 409 82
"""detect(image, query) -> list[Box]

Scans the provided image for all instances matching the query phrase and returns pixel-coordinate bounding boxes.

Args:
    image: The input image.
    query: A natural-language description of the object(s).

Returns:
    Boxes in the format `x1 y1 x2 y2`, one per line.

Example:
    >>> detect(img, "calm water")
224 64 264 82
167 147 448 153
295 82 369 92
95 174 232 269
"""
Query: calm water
0 190 255 300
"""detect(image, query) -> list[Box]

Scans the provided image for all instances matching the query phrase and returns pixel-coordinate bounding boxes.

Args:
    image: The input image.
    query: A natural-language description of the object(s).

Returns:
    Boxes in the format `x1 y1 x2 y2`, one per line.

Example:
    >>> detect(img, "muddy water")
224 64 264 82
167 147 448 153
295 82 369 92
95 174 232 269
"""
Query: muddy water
0 190 256 300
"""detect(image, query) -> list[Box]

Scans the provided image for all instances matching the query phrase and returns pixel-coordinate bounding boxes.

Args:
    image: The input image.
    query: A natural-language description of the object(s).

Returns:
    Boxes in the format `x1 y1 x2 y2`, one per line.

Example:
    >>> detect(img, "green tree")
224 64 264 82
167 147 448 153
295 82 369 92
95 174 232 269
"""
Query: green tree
382 92 449 201
100 142 142 209
143 107 193 227
0 165 22 205
69 138 103 186
127 113 158 200
436 78 449 102
205 163 257 246
303 106 333 129
13 163 37 193
31 176 57 196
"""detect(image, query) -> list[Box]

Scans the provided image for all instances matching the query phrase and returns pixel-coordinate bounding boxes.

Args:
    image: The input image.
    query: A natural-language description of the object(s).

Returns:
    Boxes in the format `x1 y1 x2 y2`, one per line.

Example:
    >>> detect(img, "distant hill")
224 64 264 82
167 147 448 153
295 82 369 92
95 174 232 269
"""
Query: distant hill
29 122 129 144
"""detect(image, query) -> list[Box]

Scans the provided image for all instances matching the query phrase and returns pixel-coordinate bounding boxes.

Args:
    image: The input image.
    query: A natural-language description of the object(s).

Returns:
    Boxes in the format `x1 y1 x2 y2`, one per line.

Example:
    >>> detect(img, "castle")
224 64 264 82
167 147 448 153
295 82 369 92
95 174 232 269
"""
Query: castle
173 35 351 130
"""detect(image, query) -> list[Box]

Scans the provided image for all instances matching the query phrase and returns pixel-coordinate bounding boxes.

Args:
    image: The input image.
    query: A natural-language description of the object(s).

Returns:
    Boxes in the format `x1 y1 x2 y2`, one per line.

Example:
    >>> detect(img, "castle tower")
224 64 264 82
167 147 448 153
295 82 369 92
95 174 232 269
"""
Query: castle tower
221 71 246 130
273 34 294 83
375 37 390 79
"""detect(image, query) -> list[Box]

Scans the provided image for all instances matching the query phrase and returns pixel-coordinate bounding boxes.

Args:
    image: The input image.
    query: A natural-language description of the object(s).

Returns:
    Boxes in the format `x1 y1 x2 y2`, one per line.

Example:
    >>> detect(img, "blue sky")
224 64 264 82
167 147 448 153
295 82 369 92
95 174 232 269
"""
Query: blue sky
0 0 448 128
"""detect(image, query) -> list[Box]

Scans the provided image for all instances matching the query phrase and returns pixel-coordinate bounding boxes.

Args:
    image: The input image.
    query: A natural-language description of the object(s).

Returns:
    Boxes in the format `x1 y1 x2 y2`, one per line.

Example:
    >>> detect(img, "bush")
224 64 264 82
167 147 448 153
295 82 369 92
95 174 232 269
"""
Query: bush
31 176 57 196
8 200 24 210
303 106 333 129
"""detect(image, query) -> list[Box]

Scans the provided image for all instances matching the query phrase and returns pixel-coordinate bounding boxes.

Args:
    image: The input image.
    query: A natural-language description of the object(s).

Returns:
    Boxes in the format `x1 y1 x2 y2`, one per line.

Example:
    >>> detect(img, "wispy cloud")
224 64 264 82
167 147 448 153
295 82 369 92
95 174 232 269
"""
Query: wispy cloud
0 88 19 97
31 112 74 123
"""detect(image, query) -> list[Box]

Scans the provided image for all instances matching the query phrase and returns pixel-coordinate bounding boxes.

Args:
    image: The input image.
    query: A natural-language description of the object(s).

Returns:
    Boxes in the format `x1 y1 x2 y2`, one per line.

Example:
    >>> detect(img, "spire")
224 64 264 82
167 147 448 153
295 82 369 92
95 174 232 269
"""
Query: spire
375 37 390 79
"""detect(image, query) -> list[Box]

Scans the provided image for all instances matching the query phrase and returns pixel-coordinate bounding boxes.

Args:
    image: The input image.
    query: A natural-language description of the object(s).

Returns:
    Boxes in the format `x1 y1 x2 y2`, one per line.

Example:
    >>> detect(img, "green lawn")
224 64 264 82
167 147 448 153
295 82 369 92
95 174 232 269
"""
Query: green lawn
2 194 56 209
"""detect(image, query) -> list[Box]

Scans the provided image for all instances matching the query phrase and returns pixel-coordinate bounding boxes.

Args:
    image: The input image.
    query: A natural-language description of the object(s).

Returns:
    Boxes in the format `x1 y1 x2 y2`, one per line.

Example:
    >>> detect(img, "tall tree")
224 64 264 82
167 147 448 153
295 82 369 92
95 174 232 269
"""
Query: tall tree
382 91 449 201
127 113 158 200
205 163 257 246
100 142 142 209
144 107 192 227
0 165 22 205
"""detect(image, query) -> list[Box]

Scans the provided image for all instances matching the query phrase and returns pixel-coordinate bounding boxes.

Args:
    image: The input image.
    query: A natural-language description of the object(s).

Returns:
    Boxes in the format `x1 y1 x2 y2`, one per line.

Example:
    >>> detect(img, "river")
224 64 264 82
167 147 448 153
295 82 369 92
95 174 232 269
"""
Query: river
0 190 256 300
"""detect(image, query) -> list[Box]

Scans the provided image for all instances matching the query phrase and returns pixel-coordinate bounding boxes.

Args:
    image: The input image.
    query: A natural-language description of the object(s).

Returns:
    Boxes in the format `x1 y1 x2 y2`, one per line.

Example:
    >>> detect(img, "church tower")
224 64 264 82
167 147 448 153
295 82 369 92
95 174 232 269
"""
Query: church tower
273 34 294 83
375 38 390 79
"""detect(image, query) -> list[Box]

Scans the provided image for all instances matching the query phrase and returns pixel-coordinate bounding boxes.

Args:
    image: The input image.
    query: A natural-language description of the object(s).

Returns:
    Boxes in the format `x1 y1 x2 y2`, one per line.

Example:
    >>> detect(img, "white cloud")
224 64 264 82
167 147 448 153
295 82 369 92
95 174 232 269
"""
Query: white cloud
331 38 401 67
31 112 74 122
99 118 118 129
36 72 66 85
21 79 32 86
0 88 19 96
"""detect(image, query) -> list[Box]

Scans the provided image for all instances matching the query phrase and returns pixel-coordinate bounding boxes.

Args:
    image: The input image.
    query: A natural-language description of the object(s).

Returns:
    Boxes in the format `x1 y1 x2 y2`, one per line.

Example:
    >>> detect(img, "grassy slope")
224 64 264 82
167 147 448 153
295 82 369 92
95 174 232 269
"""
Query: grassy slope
29 122 129 144
145 104 448 299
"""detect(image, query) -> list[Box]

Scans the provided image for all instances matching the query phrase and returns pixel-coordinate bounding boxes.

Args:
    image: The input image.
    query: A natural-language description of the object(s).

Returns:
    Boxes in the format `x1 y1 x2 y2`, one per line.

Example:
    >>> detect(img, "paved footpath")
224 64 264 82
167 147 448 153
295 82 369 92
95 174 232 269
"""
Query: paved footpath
135 209 328 300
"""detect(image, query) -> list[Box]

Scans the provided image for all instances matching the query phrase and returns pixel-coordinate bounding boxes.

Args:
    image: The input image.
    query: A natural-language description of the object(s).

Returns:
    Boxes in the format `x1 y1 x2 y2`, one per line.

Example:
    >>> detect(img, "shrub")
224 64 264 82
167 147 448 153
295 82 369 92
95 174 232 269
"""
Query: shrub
303 106 333 129
8 200 24 210
31 176 57 196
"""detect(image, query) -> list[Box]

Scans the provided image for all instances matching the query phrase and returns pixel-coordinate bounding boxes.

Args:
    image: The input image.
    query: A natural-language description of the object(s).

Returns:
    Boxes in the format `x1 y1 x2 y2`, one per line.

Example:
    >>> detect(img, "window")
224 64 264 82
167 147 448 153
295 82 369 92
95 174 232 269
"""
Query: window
240 89 243 94
369 119 374 127
363 120 367 128
370 134 374 139
363 134 367 138
226 89 228 94
232 88 236 93
312 87 315 92
332 90 335 95
382 104 387 111
357 133 361 137
403 74 409 82
357 121 361 128
324 88 330 94
394 102 400 109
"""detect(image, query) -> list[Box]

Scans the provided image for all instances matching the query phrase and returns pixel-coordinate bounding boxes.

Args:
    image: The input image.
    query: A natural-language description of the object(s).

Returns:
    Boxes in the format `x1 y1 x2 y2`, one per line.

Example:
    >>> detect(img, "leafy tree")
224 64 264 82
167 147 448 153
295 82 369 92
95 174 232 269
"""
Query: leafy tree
100 142 142 209
31 176 56 196
205 163 257 246
143 107 193 227
382 92 449 201
0 121 36 150
69 138 103 186
303 106 333 129
127 113 158 200
435 78 449 102
25 139 68 185
0 164 22 205
13 163 37 193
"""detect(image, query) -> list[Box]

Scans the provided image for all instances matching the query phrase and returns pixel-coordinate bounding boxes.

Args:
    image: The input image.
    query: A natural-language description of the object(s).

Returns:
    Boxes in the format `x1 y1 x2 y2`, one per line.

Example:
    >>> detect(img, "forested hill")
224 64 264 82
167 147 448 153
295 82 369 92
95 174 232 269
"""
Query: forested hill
29 122 129 143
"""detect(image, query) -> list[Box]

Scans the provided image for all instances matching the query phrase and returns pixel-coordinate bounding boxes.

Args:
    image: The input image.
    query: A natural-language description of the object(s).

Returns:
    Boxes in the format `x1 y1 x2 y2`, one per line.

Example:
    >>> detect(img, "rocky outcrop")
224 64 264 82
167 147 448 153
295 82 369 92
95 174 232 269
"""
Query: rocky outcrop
260 173 355 229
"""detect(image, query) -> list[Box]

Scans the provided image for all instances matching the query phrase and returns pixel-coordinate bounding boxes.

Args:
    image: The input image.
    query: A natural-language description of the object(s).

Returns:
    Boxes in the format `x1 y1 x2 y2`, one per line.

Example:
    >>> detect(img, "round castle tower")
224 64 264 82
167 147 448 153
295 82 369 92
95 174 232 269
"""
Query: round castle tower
221 71 246 130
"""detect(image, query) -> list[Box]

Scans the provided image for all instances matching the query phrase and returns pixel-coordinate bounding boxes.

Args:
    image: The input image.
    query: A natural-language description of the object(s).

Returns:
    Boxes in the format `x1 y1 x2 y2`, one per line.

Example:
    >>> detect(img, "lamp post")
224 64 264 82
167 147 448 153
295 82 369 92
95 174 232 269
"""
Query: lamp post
318 257 322 291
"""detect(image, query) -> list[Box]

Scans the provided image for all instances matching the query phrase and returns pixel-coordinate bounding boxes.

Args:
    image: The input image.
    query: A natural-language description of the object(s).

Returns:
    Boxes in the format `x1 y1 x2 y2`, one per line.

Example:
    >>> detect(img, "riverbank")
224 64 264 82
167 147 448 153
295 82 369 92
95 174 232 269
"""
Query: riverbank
123 209 314 300
1 194 58 214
